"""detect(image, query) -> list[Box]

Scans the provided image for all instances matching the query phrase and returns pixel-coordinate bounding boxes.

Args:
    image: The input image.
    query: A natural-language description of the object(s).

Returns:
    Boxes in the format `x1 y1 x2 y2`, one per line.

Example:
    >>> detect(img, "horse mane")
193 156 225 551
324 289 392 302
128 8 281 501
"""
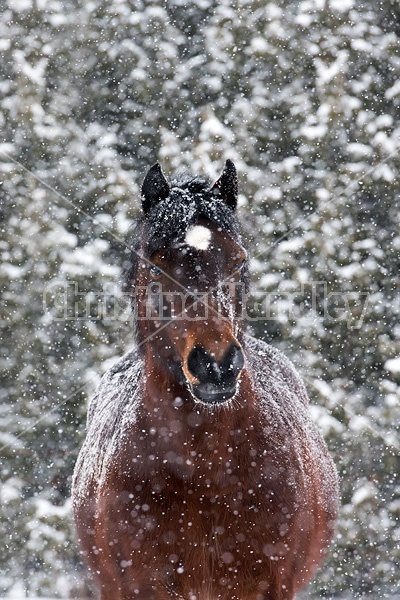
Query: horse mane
122 171 246 294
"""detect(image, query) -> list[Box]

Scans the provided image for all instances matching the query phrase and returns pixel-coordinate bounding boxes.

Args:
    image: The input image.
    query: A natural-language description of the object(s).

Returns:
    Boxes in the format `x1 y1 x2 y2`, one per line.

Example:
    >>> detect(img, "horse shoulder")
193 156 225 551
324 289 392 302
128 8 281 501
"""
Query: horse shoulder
244 333 309 406
244 334 338 512
72 348 143 508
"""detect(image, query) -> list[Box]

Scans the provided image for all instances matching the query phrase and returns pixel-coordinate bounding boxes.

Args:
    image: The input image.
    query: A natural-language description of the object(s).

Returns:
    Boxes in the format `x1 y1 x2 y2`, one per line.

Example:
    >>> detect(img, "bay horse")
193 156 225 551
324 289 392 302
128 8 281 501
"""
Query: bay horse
73 160 339 600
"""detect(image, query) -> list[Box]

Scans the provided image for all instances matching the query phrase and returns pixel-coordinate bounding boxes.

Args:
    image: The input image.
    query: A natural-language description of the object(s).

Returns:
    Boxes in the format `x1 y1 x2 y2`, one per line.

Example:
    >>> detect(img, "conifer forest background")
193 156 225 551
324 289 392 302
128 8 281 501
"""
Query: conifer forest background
0 0 399 597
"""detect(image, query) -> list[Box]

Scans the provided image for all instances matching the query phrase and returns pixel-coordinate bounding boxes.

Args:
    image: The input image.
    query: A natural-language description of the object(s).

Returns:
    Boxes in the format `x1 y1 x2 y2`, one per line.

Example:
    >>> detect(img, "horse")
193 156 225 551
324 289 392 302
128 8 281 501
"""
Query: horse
72 160 339 600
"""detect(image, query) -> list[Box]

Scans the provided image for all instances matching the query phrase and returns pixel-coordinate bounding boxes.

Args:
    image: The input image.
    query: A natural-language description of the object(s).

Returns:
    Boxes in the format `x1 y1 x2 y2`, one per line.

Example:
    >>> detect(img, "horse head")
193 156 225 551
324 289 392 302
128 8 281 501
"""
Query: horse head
126 160 250 405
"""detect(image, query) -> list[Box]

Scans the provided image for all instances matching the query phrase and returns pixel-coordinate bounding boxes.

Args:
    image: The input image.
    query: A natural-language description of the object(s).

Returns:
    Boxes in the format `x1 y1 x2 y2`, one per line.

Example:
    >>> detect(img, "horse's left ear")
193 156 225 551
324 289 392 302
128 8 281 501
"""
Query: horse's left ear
212 159 238 210
141 163 170 213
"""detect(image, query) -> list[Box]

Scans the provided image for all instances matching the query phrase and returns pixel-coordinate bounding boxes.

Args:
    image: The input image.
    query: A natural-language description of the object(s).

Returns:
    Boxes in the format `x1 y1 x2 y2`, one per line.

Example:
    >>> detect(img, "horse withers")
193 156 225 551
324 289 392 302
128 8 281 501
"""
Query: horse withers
72 160 339 600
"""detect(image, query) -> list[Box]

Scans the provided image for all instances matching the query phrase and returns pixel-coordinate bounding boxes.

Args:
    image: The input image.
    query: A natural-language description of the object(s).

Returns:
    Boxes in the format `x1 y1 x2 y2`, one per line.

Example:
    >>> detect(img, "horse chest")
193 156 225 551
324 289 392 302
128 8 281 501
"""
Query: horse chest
108 396 303 529
103 426 301 554
96 475 298 600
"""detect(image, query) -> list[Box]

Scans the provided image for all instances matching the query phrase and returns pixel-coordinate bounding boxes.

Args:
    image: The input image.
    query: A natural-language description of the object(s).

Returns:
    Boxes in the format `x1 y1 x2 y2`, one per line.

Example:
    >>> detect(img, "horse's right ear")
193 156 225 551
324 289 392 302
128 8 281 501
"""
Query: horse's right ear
211 159 238 210
141 163 170 213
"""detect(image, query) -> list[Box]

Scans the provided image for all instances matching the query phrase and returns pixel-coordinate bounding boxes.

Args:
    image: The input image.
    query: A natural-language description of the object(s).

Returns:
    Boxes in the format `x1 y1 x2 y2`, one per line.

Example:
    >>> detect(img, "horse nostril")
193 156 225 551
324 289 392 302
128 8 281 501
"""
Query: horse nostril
187 346 219 382
223 344 245 379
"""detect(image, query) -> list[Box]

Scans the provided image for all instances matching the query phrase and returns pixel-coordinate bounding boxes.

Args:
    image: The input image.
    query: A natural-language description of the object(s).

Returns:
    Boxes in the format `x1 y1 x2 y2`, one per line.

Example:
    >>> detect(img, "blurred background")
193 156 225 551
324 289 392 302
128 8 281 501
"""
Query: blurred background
0 0 399 597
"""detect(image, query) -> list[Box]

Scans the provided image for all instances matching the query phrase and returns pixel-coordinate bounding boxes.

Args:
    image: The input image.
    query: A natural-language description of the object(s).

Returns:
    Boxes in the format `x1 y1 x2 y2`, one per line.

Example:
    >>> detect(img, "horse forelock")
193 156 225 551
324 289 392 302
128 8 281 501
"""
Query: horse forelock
144 175 240 255
122 174 245 295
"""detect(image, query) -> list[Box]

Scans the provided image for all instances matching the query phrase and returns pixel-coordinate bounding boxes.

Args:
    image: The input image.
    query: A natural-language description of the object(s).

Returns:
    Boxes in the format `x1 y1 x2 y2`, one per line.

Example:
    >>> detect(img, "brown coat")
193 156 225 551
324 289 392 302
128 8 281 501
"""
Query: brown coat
73 334 338 600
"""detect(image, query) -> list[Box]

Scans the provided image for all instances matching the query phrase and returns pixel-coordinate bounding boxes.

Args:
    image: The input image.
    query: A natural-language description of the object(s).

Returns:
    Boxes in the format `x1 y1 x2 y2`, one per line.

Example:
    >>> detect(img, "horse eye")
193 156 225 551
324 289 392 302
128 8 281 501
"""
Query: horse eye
150 265 162 277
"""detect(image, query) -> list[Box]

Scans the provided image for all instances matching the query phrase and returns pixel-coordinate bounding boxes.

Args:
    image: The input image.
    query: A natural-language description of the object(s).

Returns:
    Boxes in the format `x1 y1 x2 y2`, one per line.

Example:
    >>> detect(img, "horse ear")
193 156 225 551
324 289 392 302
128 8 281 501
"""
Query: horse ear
141 163 170 213
211 159 238 210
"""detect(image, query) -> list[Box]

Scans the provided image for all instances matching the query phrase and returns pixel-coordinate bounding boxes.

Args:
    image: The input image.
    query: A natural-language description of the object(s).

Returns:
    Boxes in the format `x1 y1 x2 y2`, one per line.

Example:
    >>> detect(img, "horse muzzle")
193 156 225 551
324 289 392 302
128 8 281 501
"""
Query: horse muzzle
191 381 239 404
185 343 244 405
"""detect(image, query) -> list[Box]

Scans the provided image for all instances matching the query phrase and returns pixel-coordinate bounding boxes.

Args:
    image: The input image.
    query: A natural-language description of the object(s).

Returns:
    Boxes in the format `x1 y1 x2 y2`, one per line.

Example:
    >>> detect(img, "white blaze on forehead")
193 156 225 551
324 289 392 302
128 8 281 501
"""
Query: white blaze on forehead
184 225 212 250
